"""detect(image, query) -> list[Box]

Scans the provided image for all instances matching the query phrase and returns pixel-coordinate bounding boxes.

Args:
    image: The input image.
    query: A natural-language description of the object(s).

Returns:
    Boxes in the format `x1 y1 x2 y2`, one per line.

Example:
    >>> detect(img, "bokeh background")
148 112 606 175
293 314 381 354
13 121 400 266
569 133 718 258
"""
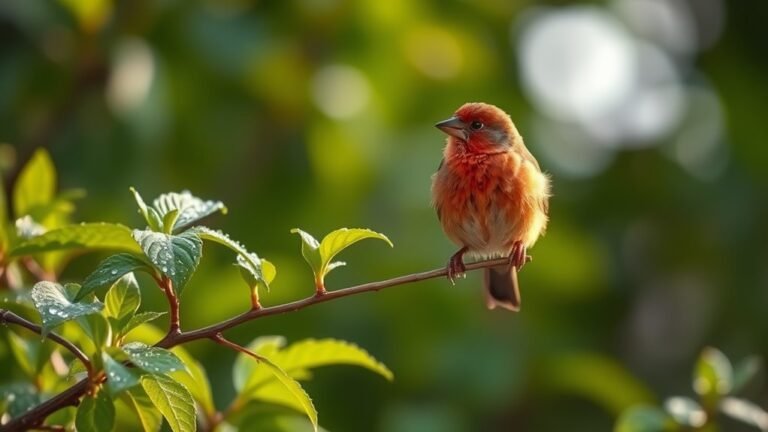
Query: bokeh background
2 0 767 430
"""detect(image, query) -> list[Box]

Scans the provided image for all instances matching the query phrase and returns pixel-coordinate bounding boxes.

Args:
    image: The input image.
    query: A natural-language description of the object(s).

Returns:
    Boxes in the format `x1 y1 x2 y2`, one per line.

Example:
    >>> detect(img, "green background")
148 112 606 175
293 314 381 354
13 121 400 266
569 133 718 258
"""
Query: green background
1 0 767 431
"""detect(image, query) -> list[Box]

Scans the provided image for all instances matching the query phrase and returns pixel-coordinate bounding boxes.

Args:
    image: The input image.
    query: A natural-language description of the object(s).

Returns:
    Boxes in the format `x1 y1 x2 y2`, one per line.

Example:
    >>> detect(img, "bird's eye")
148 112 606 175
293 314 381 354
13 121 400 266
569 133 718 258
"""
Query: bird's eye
470 121 484 130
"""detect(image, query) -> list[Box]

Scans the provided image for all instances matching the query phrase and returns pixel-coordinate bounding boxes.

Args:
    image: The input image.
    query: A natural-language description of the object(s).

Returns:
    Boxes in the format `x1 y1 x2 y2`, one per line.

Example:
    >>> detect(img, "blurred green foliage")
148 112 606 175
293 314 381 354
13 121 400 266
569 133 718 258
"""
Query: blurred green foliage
0 0 767 430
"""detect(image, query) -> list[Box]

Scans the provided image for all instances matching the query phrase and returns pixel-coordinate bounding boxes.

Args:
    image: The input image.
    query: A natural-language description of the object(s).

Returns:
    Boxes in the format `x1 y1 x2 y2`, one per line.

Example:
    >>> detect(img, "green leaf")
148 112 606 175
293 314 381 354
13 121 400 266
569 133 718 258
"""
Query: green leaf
141 374 197 432
172 358 215 418
11 222 142 256
30 281 103 335
79 313 111 350
13 148 55 217
152 191 227 232
162 209 180 234
130 187 163 232
290 229 322 276
241 338 393 394
103 351 141 396
132 230 203 295
318 228 393 275
615 405 676 432
664 397 706 428
191 226 275 291
719 396 768 431
2 385 41 418
76 390 115 432
122 311 166 337
732 356 762 395
233 336 286 392
124 387 164 432
122 342 185 374
694 347 733 408
78 253 151 301
7 331 49 378
104 273 141 334
244 353 318 432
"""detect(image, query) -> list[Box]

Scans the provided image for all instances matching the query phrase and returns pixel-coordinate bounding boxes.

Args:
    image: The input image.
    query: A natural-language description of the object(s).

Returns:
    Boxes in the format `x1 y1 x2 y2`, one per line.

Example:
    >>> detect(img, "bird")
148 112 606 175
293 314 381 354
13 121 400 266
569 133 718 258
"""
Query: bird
431 102 550 311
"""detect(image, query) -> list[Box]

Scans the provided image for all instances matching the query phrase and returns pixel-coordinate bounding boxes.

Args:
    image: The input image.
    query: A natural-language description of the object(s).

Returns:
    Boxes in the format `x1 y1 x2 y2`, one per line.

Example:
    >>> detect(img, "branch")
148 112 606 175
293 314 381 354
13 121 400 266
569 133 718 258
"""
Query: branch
2 257 509 431
158 276 181 341
0 309 93 375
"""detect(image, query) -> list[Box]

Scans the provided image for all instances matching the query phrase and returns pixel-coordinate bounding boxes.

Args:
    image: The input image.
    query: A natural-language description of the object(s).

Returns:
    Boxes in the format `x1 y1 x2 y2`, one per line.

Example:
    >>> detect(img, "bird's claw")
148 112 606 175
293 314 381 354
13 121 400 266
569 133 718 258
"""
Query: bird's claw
509 241 530 270
447 248 467 284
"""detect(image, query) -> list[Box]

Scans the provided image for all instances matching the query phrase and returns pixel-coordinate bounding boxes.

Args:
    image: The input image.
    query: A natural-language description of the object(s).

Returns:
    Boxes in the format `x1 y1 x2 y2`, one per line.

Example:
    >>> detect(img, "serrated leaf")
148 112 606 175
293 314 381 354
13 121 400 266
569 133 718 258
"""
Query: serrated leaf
13 148 55 218
76 390 115 432
103 351 140 396
241 338 392 395
30 281 103 335
720 396 768 431
124 387 164 432
318 228 393 273
173 358 215 418
192 227 274 290
615 405 675 432
152 191 227 232
132 230 203 295
664 396 707 428
130 187 163 232
141 374 197 432
78 253 151 301
122 311 166 337
233 336 286 392
11 222 142 256
245 353 317 432
694 347 733 408
122 342 185 374
105 273 141 334
290 229 322 275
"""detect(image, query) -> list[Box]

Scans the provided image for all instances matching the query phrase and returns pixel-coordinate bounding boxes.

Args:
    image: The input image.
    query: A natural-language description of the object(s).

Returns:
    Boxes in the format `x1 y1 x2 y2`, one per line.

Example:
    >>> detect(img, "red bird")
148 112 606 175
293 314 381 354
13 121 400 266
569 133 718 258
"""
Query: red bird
431 102 550 311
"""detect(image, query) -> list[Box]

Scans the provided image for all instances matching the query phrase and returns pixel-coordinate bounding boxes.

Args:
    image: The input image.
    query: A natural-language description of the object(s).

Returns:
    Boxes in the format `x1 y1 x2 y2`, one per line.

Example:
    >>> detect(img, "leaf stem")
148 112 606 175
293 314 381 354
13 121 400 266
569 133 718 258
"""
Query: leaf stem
157 276 181 345
0 309 93 377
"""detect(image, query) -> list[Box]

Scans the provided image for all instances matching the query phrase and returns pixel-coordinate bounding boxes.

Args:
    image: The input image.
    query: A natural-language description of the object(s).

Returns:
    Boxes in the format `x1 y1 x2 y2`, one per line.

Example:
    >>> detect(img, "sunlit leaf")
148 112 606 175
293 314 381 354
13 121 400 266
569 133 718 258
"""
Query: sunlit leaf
694 347 733 409
13 148 55 218
130 187 163 232
615 405 675 432
318 228 393 274
6 331 46 378
720 396 768 431
233 336 286 392
132 230 203 295
192 226 274 289
78 313 111 350
78 253 151 301
290 228 322 275
172 358 215 418
11 223 142 256
30 281 103 335
76 390 115 432
123 387 164 432
664 397 707 428
122 342 185 374
104 273 141 332
141 374 197 432
152 191 227 232
122 312 166 337
162 209 180 234
103 351 141 396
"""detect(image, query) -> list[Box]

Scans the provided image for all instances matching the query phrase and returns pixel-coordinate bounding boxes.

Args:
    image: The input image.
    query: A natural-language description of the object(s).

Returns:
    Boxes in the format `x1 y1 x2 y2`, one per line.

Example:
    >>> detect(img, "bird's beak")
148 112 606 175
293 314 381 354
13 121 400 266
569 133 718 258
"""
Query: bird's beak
435 116 468 141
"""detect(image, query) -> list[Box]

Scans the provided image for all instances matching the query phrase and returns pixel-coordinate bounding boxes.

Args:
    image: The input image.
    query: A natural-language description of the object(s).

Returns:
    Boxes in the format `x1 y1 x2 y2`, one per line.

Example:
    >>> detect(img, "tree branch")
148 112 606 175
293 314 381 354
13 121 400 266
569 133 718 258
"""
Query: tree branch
0 309 93 376
1 256 509 431
158 276 181 343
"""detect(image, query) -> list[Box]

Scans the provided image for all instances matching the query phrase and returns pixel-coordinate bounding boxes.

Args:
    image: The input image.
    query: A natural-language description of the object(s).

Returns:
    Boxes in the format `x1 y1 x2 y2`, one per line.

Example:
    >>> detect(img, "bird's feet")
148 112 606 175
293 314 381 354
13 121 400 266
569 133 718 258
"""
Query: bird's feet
509 241 532 270
447 247 468 284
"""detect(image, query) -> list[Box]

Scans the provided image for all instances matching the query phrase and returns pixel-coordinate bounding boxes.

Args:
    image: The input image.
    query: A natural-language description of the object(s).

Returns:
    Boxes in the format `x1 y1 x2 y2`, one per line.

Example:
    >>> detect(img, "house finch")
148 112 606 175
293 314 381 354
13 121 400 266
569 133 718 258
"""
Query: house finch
431 102 550 311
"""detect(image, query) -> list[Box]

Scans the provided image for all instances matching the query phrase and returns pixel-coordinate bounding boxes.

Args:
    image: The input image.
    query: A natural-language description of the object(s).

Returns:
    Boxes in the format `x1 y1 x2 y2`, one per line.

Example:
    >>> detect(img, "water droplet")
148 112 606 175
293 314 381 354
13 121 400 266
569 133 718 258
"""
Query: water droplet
109 372 115 377
7 394 15 402
48 307 59 315
111 269 118 275
161 266 168 273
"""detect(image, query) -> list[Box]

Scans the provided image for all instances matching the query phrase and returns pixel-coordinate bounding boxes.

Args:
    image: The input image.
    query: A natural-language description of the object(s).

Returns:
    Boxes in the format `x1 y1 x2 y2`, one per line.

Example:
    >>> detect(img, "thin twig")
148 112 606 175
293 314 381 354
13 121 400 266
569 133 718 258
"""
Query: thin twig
0 309 92 375
157 276 181 345
2 257 510 431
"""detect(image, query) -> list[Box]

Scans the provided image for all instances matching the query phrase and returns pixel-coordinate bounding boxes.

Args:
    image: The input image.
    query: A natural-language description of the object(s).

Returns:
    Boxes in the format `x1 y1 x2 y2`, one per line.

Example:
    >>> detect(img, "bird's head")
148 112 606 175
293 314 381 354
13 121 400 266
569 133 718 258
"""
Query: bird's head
435 102 520 153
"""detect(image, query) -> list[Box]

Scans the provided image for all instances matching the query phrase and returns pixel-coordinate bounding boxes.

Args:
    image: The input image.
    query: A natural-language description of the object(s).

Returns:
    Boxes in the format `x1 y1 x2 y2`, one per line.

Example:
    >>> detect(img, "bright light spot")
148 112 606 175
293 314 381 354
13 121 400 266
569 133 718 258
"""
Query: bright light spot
311 65 371 119
530 116 615 179
612 0 697 56
517 7 636 123
404 26 463 80
665 397 707 427
107 38 155 114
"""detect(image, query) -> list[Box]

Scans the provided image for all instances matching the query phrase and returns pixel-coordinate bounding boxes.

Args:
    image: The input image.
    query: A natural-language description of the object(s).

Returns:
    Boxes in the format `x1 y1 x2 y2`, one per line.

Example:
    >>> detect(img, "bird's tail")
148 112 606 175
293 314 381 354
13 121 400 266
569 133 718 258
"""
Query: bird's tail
483 264 521 311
